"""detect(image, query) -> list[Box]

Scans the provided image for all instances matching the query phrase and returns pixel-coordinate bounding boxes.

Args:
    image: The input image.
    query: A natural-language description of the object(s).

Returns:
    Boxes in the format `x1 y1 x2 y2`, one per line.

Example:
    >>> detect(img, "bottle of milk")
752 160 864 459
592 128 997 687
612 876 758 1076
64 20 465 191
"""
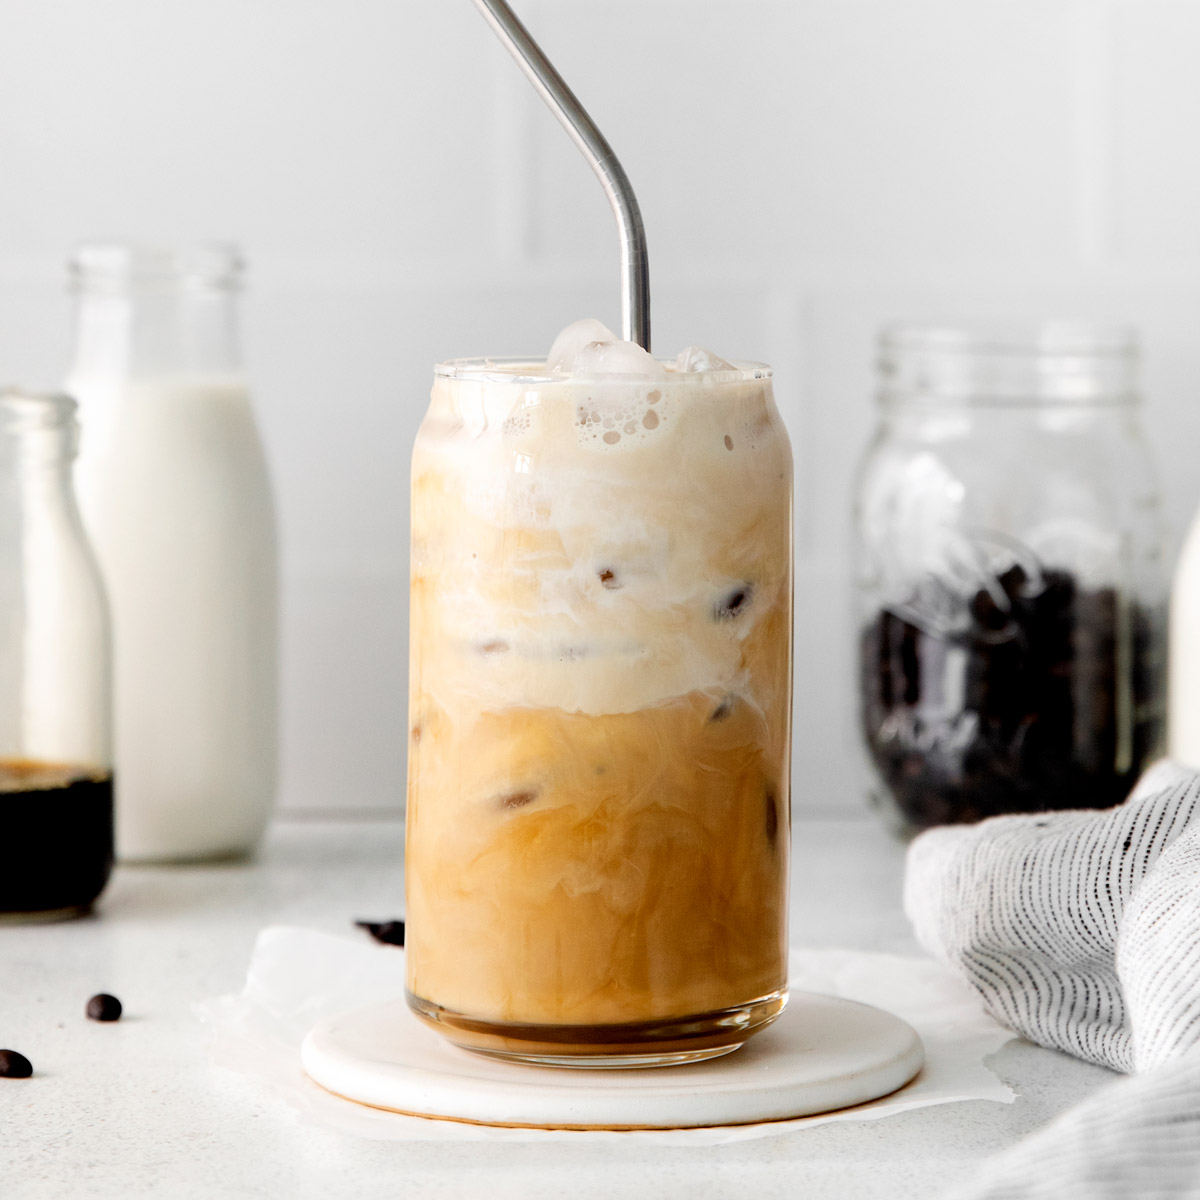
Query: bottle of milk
64 243 278 861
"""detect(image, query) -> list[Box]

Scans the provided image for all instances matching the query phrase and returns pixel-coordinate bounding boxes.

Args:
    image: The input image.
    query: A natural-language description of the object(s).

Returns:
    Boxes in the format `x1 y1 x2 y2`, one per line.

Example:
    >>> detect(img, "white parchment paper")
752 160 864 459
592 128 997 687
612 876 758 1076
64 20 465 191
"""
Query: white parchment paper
196 926 1016 1143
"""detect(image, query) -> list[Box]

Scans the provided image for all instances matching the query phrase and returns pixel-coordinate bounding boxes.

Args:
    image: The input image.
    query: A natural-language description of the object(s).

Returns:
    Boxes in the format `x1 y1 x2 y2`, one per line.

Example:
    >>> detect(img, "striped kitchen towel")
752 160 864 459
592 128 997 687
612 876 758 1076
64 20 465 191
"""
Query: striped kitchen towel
905 760 1200 1199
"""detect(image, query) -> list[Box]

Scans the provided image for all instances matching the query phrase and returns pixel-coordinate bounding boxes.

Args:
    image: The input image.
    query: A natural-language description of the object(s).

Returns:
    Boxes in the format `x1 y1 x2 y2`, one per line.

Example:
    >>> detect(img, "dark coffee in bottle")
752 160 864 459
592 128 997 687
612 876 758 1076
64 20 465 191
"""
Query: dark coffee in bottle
0 759 114 917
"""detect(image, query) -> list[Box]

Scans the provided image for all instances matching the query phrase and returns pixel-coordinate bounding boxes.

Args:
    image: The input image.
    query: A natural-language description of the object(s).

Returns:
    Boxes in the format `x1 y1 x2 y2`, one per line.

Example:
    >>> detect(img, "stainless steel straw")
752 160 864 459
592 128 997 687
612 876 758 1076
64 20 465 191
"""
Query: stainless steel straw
471 0 651 352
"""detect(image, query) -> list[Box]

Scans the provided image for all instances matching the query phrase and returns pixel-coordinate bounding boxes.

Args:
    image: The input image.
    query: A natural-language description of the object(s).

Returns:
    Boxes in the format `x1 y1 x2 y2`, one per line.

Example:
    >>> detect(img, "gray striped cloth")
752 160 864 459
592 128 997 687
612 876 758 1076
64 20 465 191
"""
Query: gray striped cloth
905 760 1200 1199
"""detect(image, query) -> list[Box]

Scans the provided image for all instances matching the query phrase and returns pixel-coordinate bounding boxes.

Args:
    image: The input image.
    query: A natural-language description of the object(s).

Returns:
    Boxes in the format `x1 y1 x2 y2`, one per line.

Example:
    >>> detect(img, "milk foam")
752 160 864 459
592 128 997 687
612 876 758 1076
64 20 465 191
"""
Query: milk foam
412 340 789 720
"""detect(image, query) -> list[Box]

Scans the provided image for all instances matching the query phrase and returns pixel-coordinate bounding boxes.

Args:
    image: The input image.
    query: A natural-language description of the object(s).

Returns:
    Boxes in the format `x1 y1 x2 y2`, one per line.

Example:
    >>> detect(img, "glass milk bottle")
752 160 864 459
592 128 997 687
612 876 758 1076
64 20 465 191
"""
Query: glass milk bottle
65 244 278 862
0 391 113 917
406 344 792 1066
855 324 1167 836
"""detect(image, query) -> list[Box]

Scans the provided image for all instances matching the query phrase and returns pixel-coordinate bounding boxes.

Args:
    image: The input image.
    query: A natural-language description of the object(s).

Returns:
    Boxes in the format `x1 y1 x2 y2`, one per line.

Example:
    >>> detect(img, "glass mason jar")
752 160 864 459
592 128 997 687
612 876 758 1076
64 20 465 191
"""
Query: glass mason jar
1170 511 1200 767
0 391 113 919
406 357 793 1066
64 244 278 862
855 324 1167 836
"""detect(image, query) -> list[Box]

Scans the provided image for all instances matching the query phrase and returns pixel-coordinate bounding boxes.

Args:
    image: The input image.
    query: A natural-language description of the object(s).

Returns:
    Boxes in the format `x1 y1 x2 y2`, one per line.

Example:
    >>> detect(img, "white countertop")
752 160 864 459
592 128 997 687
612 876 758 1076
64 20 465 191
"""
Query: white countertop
0 816 1113 1199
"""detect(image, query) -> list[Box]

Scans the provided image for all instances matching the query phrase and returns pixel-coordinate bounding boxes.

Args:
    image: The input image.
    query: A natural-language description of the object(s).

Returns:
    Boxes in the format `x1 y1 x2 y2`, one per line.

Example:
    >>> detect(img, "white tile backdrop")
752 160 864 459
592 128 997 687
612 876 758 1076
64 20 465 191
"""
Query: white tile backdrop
1 0 1199 816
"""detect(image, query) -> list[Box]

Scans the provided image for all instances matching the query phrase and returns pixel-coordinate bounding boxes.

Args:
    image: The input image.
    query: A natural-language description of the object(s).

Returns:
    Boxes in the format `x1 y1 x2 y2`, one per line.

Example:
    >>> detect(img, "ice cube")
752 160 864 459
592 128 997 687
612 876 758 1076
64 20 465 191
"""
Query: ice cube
675 346 735 372
573 337 664 376
547 318 618 373
546 318 665 376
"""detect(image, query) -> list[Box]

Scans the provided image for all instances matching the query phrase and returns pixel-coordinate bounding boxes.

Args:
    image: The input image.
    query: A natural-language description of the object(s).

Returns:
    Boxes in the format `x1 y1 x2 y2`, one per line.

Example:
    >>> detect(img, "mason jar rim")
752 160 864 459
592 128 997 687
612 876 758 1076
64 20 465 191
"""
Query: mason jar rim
69 242 244 293
434 356 772 385
878 321 1140 404
881 321 1138 358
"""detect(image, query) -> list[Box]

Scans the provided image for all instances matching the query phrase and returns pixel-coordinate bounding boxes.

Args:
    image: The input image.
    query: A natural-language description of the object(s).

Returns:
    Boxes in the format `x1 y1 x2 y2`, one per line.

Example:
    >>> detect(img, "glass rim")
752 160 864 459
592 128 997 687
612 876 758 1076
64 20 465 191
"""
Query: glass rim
877 319 1140 405
434 356 773 384
880 320 1139 360
69 241 244 292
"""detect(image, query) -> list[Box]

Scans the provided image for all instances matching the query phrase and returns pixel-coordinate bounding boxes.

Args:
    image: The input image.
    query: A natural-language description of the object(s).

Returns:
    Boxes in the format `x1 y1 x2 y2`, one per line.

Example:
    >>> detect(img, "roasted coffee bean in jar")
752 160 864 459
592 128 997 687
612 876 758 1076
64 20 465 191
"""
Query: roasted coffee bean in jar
854 324 1167 836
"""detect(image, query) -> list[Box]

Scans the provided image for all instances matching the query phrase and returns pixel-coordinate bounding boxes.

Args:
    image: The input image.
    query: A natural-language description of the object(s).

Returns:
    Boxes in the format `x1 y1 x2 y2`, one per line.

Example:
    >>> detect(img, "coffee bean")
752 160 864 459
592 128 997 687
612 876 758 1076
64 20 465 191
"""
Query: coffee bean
764 788 779 847
496 789 537 811
355 920 406 947
997 564 1028 599
86 993 122 1022
968 587 1011 633
0 1050 32 1078
713 584 753 621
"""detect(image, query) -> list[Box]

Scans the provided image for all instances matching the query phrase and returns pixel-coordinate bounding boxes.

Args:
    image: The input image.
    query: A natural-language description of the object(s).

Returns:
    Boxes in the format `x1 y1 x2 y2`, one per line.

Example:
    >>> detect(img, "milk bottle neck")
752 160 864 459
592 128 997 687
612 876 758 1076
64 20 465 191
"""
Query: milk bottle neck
67 244 244 381
0 393 82 508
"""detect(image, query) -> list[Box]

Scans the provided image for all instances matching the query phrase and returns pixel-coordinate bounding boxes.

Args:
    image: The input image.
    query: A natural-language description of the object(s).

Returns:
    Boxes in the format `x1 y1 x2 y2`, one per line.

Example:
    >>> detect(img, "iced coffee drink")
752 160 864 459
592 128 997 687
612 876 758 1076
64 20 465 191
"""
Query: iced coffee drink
406 321 793 1066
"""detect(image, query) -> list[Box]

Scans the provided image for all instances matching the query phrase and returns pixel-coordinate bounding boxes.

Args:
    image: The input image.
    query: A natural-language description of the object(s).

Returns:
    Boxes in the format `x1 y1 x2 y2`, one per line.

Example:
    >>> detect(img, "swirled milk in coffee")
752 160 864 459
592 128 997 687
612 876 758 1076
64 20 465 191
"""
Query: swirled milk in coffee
405 320 792 1064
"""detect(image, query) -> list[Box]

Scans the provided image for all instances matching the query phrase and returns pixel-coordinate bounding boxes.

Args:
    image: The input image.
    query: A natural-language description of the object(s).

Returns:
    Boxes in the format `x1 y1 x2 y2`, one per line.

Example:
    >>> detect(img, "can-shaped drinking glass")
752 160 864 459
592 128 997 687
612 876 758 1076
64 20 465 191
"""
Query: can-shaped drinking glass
406 357 793 1066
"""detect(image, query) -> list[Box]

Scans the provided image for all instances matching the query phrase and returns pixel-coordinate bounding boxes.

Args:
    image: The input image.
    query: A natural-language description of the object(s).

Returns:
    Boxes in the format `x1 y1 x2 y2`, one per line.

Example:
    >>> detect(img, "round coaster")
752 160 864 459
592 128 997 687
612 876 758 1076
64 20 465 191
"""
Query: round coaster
301 991 924 1130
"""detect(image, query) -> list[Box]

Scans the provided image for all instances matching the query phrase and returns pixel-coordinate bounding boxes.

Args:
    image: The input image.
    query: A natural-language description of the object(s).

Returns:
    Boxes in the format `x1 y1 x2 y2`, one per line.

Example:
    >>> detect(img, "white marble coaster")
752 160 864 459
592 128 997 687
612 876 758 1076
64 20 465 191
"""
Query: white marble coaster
300 991 924 1130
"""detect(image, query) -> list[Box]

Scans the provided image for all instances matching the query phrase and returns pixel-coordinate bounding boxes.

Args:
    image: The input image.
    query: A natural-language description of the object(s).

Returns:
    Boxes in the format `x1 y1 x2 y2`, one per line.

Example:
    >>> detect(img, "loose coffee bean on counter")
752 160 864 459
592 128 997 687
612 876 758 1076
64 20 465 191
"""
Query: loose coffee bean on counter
86 993 122 1022
860 566 1166 833
0 1050 32 1078
356 919 405 947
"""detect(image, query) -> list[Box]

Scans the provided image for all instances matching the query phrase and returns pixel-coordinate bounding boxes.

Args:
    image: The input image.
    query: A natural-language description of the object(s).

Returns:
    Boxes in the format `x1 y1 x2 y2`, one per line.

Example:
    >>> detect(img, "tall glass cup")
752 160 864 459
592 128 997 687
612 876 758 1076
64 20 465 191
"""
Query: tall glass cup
405 356 793 1066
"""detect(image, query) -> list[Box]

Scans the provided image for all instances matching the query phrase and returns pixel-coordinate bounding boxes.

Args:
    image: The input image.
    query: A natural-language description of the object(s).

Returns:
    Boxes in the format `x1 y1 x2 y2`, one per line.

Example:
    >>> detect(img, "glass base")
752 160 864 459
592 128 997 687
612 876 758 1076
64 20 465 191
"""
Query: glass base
118 845 257 866
406 988 788 1069
0 903 92 924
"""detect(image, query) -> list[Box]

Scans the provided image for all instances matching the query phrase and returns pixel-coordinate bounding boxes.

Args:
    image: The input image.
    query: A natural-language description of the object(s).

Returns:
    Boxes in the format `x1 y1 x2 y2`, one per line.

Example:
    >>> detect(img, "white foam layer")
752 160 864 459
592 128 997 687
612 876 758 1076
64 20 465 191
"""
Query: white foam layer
412 336 790 719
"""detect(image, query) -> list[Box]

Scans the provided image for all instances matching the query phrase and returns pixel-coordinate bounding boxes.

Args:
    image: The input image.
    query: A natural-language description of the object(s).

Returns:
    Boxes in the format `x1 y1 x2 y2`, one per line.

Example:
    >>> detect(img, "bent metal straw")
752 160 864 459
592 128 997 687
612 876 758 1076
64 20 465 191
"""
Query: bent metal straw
471 0 651 351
